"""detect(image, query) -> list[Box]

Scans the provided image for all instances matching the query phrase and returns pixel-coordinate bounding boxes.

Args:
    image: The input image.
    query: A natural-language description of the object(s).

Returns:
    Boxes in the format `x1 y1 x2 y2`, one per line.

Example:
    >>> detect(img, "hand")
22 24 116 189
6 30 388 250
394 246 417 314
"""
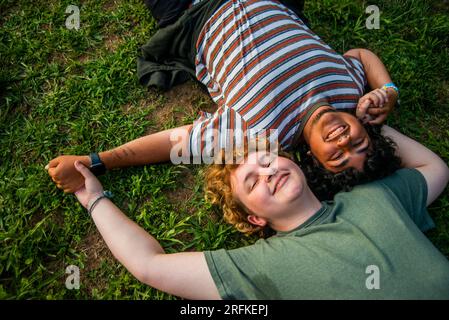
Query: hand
45 155 91 193
356 88 397 125
73 161 104 209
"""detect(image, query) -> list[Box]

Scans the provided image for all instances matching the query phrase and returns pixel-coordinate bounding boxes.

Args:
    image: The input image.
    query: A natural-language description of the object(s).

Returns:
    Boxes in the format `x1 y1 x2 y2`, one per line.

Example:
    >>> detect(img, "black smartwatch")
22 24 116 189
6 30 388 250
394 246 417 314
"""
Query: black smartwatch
89 153 106 176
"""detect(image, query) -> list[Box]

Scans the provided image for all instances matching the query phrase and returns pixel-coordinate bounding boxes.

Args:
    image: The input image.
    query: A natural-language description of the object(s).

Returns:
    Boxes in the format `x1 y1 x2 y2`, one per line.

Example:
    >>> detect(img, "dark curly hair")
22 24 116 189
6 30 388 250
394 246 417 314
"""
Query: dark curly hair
298 124 402 200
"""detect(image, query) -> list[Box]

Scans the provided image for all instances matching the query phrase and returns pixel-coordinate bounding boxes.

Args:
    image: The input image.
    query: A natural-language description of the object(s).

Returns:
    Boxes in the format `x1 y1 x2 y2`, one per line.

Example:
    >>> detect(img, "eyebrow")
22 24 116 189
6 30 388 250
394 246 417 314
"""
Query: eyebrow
331 142 370 169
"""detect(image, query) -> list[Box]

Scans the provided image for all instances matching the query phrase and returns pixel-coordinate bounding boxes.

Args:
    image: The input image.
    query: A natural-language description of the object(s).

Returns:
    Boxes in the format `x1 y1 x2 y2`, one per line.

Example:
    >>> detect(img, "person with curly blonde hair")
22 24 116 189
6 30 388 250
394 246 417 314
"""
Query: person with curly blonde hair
204 143 296 237
71 125 449 299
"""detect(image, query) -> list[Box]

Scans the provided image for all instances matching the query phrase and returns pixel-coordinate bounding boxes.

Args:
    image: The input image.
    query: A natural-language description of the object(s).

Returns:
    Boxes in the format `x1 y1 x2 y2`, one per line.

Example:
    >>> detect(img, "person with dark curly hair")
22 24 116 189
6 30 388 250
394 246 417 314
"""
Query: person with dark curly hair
45 0 400 195
298 121 403 200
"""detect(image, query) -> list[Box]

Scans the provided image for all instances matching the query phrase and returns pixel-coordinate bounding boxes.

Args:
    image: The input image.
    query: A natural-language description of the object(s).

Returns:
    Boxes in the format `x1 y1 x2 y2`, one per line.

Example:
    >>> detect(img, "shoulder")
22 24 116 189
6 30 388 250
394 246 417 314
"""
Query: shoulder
336 168 427 205
352 168 428 210
376 168 426 189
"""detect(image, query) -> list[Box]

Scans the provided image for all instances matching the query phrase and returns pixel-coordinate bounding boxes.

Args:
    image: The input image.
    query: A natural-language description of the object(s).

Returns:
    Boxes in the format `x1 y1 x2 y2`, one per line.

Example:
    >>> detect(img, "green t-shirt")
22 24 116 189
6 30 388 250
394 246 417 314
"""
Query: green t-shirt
204 168 449 299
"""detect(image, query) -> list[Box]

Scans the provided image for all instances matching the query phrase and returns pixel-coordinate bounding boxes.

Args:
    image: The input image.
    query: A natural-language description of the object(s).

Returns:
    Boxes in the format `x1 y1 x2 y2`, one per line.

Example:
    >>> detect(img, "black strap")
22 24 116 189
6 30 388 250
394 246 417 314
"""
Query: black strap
89 153 106 176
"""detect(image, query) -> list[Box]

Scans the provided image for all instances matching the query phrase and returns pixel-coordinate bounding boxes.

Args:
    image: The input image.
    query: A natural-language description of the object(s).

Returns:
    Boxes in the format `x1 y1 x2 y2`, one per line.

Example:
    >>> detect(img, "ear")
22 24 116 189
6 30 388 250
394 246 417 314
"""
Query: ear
247 215 267 227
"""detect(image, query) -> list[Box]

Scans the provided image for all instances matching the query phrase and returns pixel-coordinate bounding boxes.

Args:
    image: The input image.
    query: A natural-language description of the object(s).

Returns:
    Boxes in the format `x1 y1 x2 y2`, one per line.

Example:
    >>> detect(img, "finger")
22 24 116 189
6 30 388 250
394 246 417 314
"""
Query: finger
48 167 55 177
368 114 387 125
357 99 372 118
48 168 61 181
358 96 369 104
374 89 387 106
51 176 60 184
367 108 387 116
48 169 60 183
378 88 389 103
74 161 94 179
46 158 60 170
369 92 382 107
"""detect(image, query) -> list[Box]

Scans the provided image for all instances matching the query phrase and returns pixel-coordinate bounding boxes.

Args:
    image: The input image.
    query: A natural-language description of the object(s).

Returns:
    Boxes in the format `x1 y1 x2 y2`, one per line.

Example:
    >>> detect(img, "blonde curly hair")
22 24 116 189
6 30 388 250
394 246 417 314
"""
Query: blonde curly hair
203 141 296 237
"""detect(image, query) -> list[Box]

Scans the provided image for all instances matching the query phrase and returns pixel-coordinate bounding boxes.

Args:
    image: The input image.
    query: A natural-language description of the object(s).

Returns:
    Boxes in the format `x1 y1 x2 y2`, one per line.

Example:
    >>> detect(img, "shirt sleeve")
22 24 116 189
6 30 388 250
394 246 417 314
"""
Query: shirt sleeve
188 106 248 162
204 239 281 300
342 55 368 95
379 168 435 232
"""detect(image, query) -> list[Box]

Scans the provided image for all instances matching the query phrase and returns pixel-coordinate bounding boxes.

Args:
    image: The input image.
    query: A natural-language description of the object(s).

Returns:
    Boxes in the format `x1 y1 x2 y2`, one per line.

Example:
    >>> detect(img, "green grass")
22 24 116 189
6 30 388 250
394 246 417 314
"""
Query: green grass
0 0 448 299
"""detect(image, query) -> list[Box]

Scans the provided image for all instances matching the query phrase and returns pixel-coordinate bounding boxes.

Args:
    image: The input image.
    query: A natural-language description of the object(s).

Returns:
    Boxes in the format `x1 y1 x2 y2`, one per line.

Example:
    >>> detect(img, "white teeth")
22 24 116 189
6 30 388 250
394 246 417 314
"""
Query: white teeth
327 126 345 140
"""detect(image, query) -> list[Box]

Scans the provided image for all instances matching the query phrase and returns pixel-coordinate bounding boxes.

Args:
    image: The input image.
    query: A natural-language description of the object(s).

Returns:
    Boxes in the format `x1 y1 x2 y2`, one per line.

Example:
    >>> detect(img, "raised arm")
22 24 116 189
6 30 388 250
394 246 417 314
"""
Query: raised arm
344 48 393 90
382 125 449 205
344 48 398 124
73 161 220 299
46 124 192 193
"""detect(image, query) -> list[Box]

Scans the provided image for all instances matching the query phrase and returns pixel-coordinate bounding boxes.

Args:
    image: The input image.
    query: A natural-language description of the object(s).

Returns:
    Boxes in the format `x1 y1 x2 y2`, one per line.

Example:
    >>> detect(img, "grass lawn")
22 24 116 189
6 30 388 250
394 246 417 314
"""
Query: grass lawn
0 0 448 299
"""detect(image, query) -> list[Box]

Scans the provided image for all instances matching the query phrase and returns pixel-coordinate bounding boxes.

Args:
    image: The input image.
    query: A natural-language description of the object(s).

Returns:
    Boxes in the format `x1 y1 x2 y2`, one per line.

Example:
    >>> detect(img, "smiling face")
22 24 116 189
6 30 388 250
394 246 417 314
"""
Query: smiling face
303 107 371 173
230 151 307 225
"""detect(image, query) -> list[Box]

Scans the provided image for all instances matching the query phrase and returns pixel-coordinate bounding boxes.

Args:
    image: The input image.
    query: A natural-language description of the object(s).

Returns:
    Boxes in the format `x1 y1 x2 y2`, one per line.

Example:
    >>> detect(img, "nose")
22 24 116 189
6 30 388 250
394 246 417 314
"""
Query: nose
336 133 351 148
260 167 277 182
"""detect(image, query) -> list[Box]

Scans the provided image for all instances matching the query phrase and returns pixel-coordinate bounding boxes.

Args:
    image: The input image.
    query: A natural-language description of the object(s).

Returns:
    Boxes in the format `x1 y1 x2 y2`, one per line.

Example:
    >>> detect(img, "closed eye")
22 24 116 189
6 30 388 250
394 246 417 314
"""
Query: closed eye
330 138 365 162
251 179 258 191
329 138 370 169
251 160 271 191
354 139 364 147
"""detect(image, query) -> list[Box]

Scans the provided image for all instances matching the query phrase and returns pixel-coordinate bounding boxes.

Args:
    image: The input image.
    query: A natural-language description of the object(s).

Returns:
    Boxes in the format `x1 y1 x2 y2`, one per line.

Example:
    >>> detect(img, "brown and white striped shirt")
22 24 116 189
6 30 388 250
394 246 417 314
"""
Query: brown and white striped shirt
189 0 366 159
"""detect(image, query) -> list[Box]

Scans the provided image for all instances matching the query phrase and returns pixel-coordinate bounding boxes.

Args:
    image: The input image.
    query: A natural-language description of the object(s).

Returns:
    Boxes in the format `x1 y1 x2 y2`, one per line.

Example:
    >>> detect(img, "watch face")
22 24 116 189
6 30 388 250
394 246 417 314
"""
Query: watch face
90 163 105 176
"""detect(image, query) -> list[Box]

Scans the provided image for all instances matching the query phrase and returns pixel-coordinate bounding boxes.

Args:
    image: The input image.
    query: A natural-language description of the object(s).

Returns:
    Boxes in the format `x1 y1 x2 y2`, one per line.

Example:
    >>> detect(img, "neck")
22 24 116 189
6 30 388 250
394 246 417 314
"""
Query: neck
269 189 323 232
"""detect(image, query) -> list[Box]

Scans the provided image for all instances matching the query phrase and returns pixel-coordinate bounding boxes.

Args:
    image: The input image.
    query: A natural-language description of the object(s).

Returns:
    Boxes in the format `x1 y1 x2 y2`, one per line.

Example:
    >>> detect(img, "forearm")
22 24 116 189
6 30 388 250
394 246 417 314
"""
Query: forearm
345 48 398 103
358 48 392 89
90 198 164 281
99 124 192 169
381 125 440 169
382 125 449 205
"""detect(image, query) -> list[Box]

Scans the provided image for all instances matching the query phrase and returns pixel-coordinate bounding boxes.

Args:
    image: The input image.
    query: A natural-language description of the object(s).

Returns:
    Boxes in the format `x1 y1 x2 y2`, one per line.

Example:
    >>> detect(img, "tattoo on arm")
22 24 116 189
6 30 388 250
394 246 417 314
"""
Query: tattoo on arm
111 146 137 162
126 147 136 156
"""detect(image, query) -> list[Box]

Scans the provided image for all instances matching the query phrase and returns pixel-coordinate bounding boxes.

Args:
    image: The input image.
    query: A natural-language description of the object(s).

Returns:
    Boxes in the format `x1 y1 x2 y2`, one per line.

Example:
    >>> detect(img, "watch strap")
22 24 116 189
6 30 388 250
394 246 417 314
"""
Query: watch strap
89 153 106 176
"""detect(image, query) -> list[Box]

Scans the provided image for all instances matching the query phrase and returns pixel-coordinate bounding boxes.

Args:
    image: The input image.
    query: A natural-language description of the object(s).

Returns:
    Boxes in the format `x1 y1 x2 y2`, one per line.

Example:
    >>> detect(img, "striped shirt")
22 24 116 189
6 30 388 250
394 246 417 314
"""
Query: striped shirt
188 0 367 159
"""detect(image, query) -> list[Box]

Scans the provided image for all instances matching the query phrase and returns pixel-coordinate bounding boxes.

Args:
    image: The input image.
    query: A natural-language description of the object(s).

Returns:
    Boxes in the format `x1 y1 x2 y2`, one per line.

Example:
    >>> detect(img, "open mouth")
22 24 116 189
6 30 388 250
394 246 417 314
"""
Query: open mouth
273 173 289 194
325 125 348 142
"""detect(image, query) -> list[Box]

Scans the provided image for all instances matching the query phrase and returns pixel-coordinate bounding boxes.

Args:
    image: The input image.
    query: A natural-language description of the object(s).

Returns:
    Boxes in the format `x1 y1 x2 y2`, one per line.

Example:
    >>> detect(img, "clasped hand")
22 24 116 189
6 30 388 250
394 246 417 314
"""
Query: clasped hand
356 87 398 125
46 158 104 209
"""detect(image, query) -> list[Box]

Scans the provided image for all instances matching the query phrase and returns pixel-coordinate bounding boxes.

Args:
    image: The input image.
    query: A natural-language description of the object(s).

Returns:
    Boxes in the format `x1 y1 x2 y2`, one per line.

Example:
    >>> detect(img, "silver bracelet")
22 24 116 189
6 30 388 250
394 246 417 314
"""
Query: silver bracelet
87 191 113 216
